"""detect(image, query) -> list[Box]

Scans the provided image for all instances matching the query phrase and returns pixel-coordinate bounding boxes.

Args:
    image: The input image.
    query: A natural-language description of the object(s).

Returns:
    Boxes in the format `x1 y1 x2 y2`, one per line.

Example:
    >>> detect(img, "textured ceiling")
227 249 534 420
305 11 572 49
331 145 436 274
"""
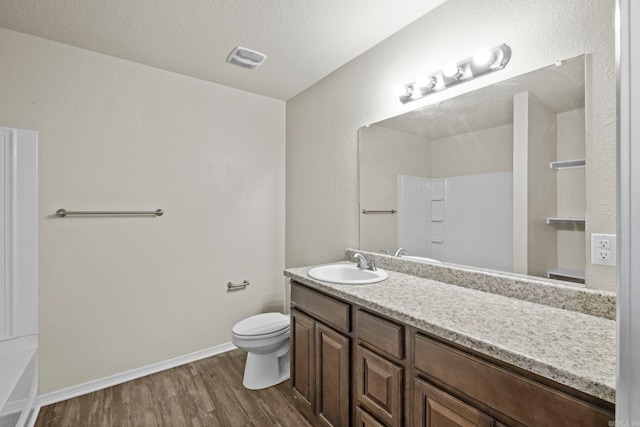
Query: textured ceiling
0 0 447 100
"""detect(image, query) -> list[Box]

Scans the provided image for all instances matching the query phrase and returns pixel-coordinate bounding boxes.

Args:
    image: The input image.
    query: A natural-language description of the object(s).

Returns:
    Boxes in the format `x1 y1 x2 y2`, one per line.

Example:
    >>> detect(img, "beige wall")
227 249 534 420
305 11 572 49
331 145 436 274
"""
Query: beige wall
0 28 286 393
512 93 530 275
513 92 560 277
358 125 430 252
430 125 513 178
557 109 587 272
286 0 616 291
525 94 559 277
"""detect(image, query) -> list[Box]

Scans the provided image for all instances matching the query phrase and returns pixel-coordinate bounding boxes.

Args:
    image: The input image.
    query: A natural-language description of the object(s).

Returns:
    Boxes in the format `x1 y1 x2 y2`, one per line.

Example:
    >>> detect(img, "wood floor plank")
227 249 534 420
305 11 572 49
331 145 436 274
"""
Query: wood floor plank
170 364 214 416
189 371 216 413
129 406 162 427
190 411 221 427
35 349 313 427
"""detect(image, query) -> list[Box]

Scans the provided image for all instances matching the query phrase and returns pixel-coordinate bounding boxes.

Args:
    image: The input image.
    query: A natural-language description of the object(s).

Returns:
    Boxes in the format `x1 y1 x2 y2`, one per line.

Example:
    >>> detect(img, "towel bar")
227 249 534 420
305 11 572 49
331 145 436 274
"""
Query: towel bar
56 209 163 217
361 209 397 214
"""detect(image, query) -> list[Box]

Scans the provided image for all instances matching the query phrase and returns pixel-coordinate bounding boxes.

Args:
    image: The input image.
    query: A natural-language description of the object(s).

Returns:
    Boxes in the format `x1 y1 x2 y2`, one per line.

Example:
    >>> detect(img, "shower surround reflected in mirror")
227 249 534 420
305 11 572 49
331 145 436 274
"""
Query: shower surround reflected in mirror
359 56 590 285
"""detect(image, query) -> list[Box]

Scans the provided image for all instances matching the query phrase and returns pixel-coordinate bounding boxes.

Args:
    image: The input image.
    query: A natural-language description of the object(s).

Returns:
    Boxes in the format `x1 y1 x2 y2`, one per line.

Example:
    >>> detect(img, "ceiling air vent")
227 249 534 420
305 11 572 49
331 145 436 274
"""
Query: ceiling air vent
226 47 267 69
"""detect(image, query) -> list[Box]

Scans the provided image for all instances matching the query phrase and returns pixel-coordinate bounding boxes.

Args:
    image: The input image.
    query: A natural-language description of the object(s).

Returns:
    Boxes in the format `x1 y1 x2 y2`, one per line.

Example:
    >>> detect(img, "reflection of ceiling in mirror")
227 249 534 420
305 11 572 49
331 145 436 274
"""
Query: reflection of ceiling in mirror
375 56 585 141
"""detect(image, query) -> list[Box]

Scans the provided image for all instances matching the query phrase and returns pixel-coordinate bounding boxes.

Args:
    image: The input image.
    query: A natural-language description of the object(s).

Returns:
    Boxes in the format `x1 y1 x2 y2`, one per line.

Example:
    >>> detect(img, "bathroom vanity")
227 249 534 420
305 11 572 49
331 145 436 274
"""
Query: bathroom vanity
284 251 615 427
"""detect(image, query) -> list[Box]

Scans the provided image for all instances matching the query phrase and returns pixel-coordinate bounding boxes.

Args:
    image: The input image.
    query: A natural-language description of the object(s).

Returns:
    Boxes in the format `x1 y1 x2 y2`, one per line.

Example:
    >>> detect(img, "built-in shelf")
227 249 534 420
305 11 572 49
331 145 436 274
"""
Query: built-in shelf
547 268 585 280
547 268 586 286
546 217 586 225
549 159 586 170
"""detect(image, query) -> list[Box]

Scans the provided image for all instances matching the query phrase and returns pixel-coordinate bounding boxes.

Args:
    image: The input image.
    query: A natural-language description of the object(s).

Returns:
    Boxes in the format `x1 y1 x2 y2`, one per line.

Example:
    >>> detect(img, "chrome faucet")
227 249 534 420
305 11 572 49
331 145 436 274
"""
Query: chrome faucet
353 253 377 271
368 257 377 271
394 247 407 257
354 253 368 269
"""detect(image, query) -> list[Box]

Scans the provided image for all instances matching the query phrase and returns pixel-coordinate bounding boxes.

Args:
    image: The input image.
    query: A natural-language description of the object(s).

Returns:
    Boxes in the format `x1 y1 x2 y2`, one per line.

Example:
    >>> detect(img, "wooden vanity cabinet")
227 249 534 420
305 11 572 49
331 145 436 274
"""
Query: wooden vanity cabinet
290 281 615 427
291 283 351 427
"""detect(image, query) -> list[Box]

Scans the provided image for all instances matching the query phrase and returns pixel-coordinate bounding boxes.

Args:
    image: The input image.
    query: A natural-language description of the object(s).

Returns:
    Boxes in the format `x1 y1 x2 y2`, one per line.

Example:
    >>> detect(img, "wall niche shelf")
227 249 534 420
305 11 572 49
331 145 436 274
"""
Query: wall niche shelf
547 268 586 286
549 159 586 170
546 217 586 225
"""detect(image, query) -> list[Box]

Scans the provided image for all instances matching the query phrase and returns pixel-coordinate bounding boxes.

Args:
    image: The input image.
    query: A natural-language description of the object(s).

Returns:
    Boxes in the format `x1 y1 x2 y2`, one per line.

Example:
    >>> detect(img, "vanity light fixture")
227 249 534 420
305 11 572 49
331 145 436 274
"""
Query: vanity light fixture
397 44 511 104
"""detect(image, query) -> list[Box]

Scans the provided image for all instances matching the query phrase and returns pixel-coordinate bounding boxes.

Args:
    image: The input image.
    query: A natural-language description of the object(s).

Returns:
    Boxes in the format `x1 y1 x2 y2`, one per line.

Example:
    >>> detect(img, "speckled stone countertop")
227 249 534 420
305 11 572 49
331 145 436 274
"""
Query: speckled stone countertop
284 262 616 404
345 249 616 320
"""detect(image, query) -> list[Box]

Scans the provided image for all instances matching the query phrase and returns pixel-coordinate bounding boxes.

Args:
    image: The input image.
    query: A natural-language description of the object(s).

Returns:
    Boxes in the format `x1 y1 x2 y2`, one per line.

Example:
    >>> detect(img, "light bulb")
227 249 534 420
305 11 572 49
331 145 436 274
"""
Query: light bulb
415 74 436 91
473 49 494 67
442 62 461 78
393 84 412 98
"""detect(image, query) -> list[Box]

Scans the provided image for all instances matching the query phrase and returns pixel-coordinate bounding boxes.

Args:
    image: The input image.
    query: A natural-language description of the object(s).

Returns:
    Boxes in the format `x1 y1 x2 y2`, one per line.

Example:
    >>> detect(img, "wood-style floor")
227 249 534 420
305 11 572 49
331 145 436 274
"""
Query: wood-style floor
35 349 313 427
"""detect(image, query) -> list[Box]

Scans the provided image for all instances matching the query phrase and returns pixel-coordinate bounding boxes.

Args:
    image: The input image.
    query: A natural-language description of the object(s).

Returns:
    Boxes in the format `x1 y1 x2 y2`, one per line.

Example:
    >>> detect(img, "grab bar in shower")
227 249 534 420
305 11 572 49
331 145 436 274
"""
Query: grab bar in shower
361 209 397 214
56 209 164 217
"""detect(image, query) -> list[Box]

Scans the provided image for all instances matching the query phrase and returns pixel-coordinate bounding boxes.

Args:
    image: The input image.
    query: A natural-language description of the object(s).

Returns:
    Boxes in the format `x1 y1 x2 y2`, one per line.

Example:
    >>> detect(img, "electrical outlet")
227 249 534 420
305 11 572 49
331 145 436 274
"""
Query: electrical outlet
591 234 616 266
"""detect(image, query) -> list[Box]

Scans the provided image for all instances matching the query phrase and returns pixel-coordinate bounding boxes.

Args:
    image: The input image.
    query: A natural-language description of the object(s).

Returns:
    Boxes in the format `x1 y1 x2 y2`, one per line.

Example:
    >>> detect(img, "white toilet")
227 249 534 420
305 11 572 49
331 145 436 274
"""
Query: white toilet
231 312 291 390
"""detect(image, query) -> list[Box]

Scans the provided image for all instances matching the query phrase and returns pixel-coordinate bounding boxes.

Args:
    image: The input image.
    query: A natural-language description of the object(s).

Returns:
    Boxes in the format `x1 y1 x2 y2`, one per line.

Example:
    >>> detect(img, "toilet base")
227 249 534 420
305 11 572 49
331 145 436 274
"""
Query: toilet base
242 339 290 390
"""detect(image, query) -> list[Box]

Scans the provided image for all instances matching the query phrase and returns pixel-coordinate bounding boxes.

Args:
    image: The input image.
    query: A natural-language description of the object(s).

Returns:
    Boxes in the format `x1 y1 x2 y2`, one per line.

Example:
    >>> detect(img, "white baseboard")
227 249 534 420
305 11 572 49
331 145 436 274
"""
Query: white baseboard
37 342 237 407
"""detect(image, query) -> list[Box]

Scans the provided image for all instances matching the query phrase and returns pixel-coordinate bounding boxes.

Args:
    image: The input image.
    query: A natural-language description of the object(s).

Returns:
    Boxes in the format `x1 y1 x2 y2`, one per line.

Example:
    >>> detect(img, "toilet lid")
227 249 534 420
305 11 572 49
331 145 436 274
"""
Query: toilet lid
232 312 290 337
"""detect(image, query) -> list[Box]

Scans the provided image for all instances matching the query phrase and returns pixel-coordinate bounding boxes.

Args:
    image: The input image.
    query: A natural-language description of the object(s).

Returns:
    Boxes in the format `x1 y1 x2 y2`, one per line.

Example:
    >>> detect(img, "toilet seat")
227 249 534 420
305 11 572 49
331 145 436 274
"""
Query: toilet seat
232 313 290 340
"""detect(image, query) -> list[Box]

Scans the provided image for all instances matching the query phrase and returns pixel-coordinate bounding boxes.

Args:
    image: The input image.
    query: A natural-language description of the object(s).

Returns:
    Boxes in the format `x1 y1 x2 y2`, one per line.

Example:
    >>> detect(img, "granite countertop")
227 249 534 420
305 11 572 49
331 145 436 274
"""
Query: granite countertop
284 262 616 404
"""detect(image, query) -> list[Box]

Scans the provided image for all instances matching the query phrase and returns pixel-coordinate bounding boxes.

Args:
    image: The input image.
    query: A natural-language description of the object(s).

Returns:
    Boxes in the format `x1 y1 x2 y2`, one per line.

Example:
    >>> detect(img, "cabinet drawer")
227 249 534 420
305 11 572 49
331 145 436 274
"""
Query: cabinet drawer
291 282 351 332
357 345 403 427
414 334 613 427
355 407 386 427
357 309 404 359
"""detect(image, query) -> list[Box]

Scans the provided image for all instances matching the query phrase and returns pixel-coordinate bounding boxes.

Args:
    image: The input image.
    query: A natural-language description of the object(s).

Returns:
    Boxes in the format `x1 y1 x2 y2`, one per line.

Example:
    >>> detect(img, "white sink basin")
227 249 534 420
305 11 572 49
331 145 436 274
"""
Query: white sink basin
307 264 388 285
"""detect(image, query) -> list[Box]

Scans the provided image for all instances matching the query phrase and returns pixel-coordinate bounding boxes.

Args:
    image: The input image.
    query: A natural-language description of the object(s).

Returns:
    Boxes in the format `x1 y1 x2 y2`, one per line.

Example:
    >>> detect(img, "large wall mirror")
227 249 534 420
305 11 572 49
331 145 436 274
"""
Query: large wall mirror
359 55 601 287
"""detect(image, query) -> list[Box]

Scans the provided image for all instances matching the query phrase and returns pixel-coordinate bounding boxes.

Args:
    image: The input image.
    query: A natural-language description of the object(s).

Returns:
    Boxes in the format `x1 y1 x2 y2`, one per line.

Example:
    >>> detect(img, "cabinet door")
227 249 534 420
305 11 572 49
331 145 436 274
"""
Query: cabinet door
414 378 494 427
316 323 350 427
357 345 402 427
292 309 315 415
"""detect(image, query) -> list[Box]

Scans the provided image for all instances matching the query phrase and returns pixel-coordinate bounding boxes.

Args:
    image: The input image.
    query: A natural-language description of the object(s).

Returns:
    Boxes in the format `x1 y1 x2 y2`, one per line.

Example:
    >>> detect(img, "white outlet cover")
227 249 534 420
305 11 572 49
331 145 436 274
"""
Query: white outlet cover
591 233 617 266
